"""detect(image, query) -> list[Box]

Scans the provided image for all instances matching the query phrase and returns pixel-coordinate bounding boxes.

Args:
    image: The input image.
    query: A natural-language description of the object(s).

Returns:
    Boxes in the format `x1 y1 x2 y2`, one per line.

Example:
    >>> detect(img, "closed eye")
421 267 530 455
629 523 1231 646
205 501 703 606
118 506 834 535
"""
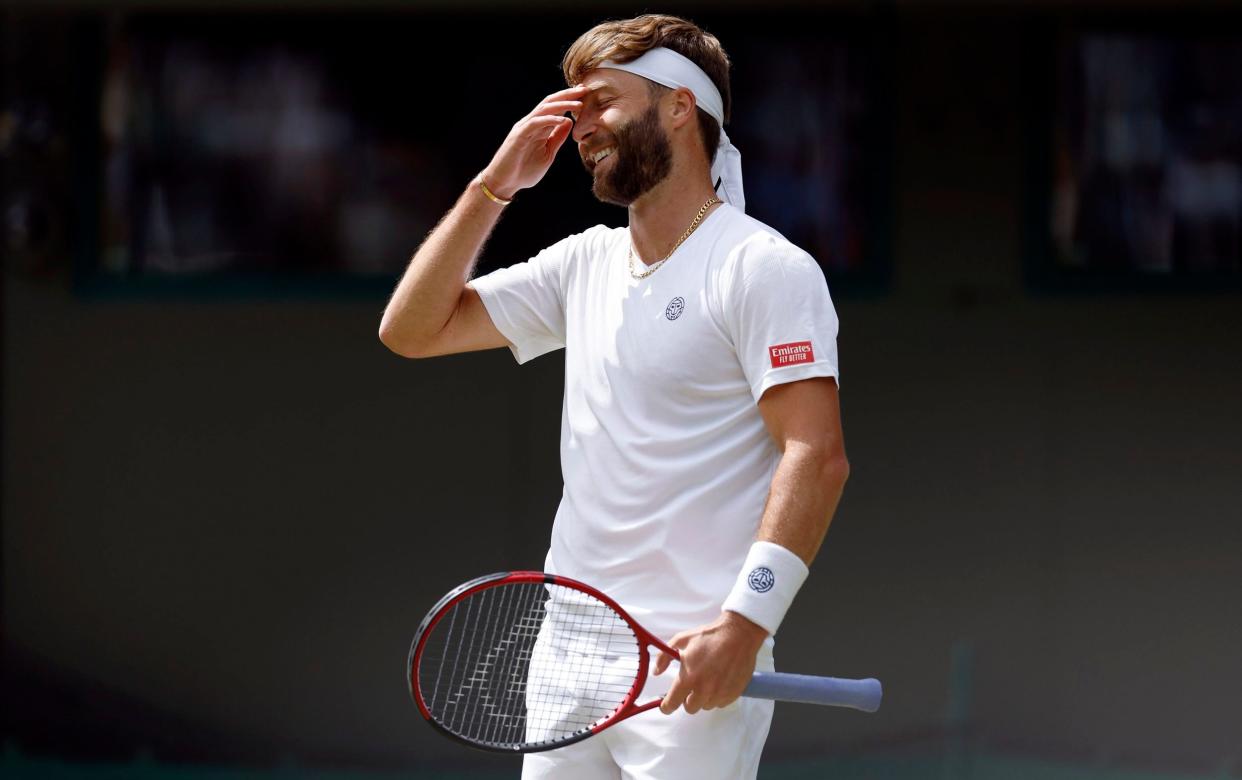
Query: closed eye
580 93 616 118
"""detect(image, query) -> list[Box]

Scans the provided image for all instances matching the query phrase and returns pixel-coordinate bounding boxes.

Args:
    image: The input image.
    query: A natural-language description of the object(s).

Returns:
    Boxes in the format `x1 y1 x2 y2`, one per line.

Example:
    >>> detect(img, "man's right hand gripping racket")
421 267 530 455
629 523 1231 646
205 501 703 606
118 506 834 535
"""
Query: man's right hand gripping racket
407 572 882 753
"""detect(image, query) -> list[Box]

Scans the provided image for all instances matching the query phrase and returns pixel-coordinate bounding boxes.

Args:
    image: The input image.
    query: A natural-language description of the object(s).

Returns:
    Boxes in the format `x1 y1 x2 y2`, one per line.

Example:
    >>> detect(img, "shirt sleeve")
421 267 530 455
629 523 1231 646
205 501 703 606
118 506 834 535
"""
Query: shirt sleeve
470 233 578 365
721 235 840 402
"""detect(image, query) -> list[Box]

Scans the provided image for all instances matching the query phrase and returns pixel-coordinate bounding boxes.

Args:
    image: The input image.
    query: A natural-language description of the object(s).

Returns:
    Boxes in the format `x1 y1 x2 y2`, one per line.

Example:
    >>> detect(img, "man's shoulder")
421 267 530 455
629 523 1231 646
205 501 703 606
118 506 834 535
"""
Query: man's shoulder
549 223 626 257
711 206 817 271
523 224 624 281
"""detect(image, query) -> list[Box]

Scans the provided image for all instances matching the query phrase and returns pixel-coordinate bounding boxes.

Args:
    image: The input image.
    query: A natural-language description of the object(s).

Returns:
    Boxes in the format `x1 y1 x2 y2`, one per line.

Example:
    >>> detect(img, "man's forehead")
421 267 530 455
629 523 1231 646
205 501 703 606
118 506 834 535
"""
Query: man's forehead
580 68 648 95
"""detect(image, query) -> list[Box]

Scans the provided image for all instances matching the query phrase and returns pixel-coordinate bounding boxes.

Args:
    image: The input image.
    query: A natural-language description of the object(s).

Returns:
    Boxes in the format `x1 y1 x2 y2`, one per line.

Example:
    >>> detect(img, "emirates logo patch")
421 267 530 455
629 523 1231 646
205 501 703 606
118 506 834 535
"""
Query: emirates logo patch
769 341 814 368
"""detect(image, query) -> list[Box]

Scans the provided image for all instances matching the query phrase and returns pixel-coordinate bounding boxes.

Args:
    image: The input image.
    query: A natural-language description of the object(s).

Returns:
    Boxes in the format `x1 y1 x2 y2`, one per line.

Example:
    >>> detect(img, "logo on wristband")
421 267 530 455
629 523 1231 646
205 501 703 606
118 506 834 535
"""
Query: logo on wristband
747 566 776 593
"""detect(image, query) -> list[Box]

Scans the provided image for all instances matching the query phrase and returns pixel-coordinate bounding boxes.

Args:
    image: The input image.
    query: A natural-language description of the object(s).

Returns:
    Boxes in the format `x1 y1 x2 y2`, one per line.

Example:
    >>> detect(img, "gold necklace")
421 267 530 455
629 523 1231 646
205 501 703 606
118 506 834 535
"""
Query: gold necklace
628 198 720 279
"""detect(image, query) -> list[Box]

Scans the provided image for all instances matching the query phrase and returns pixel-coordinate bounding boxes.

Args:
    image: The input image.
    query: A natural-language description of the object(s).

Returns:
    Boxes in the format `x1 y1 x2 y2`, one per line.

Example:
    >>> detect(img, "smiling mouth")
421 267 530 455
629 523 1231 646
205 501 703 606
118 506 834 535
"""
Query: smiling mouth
587 146 615 171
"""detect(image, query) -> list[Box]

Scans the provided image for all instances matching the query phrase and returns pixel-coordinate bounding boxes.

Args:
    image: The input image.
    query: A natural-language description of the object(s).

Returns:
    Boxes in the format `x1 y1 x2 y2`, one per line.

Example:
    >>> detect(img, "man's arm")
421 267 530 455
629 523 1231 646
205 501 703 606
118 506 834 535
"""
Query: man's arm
378 85 586 358
750 376 849 562
655 377 848 714
378 188 508 359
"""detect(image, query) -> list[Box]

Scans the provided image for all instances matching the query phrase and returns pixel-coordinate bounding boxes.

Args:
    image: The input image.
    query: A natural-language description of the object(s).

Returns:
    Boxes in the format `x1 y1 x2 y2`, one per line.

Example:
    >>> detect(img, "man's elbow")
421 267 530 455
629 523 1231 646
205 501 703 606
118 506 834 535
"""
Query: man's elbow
807 443 849 489
822 449 850 488
378 321 432 359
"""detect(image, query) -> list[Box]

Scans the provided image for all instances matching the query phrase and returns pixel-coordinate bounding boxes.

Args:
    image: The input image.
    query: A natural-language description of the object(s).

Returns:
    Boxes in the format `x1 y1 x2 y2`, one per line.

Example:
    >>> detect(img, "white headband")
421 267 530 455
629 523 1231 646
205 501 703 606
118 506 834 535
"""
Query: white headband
599 47 745 212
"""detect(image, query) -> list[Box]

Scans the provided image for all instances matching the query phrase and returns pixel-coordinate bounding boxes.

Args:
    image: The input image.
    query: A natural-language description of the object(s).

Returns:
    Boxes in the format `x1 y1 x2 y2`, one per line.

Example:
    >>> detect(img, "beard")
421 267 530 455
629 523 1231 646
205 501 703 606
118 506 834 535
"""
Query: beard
585 103 673 206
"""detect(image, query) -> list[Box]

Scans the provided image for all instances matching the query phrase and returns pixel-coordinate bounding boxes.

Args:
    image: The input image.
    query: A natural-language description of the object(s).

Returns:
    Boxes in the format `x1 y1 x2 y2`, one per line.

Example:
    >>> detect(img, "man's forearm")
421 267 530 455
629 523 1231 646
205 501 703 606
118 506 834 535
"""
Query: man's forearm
756 442 850 565
658 444 848 714
378 181 504 356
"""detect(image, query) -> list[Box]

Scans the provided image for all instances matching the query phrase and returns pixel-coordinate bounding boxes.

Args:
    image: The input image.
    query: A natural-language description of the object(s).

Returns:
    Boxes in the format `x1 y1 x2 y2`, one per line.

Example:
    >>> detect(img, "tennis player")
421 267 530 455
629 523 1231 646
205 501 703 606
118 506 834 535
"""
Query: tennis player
380 14 848 778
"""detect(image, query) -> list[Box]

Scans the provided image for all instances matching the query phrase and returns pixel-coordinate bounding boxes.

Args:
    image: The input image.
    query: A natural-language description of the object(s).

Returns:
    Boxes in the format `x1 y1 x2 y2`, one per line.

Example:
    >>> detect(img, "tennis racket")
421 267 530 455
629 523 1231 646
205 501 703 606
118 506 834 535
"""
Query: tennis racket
408 571 881 753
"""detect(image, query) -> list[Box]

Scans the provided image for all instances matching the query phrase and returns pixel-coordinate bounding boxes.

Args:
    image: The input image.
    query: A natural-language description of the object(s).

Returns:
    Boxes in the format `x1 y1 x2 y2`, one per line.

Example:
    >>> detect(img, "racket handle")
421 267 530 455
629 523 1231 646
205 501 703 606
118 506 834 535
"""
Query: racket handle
744 672 882 712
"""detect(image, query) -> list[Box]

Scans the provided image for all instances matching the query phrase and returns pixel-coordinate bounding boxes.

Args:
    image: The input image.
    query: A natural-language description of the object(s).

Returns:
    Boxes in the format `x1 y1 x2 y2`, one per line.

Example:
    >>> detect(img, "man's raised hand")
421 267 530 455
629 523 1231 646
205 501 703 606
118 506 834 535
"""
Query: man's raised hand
478 85 587 202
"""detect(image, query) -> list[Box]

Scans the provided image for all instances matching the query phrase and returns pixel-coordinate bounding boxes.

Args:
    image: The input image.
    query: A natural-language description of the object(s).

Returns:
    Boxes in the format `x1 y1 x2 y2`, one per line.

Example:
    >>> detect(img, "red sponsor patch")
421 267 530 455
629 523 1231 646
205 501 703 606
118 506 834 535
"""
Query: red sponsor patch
769 341 815 368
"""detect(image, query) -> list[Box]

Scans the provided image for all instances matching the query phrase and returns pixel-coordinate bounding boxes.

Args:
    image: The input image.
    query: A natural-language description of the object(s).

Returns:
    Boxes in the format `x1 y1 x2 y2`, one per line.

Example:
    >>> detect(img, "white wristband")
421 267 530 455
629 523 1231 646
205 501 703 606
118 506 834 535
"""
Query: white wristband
722 541 809 636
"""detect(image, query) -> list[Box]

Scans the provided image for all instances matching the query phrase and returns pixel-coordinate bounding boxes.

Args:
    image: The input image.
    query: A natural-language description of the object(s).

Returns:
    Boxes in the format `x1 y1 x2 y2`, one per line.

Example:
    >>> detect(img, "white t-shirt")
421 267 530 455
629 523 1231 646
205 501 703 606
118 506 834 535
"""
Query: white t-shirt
472 204 839 641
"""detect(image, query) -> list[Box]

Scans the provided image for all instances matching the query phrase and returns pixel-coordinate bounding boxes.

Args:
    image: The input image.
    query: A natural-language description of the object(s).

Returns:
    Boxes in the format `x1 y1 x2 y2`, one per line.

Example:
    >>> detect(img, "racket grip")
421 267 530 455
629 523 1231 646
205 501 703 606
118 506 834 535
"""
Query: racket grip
744 672 882 712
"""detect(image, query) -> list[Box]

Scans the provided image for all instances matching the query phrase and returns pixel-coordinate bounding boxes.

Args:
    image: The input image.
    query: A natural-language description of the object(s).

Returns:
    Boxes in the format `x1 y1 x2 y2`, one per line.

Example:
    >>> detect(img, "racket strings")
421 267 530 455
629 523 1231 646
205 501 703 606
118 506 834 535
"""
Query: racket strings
417 581 641 750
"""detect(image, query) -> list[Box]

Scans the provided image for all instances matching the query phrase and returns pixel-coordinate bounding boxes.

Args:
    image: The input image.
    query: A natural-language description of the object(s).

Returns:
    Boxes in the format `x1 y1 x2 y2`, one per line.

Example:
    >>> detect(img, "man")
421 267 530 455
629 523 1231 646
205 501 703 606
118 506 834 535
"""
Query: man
380 14 848 779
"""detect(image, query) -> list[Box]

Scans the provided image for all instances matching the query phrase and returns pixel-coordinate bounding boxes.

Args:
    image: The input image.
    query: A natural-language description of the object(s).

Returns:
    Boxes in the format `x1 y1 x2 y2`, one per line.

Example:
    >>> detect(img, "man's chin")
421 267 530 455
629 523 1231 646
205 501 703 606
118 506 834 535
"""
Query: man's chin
591 177 633 208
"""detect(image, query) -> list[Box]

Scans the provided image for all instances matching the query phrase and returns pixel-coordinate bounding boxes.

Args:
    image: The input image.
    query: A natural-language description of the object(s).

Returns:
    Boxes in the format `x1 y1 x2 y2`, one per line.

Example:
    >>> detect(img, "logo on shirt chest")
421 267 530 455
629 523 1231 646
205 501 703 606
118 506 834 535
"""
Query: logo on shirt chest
664 297 686 320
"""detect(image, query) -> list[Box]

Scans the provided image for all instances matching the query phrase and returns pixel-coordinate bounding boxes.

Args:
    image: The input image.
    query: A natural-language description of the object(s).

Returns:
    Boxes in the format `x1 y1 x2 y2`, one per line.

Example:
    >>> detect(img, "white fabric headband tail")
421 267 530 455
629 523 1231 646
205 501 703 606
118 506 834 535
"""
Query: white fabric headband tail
600 47 745 213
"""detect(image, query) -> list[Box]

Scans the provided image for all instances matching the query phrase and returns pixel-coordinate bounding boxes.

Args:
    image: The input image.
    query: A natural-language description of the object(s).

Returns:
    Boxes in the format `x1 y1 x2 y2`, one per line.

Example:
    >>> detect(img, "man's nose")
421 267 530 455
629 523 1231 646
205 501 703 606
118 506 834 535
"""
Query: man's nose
572 114 595 145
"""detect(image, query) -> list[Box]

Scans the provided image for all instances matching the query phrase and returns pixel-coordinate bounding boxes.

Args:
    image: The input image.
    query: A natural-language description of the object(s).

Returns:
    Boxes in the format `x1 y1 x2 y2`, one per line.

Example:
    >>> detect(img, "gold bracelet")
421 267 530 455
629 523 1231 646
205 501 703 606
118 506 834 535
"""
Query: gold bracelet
476 175 513 207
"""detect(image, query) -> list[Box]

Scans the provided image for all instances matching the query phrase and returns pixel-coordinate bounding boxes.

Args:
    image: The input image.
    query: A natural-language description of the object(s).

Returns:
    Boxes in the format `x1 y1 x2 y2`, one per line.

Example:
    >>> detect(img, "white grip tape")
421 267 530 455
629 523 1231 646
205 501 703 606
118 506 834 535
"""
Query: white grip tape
721 541 809 636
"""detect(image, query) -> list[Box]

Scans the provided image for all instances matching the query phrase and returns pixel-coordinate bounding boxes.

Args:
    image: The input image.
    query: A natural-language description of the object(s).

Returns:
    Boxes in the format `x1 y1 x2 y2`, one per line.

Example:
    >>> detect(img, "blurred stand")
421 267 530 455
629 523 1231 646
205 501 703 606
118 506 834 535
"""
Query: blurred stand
4 9 885 295
1052 35 1241 275
97 15 454 280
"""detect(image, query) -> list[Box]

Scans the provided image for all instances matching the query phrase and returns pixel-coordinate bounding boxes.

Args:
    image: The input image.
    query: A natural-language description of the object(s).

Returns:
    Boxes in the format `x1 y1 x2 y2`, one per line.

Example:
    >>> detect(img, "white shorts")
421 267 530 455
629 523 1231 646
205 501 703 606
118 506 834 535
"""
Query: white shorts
521 639 775 780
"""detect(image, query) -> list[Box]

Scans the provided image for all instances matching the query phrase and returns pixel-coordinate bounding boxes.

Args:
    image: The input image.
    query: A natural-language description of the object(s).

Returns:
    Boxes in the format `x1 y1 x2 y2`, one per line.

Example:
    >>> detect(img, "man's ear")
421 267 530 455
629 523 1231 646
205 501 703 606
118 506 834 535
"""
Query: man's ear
667 87 698 130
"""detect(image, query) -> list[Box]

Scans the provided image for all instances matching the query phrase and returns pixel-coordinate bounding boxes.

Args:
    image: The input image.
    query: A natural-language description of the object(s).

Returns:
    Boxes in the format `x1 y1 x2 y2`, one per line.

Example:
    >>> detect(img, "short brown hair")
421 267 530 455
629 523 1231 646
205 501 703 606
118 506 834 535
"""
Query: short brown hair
562 14 731 164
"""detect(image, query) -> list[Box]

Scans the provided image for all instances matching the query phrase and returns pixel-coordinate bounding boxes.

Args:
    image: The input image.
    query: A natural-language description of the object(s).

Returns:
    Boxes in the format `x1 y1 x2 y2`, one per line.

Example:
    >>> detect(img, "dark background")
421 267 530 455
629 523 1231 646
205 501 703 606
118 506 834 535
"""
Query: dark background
3 1 1241 778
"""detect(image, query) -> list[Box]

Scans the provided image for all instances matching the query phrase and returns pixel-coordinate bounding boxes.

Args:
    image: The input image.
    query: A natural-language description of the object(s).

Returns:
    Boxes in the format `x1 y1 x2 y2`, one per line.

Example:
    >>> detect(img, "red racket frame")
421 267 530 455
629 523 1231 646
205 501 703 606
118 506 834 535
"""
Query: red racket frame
408 571 680 753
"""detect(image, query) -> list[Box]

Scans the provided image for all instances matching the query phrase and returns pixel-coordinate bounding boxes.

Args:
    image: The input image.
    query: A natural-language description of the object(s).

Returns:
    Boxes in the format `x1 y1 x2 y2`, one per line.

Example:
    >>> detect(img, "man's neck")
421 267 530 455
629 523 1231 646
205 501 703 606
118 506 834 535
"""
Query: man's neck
627 159 721 267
